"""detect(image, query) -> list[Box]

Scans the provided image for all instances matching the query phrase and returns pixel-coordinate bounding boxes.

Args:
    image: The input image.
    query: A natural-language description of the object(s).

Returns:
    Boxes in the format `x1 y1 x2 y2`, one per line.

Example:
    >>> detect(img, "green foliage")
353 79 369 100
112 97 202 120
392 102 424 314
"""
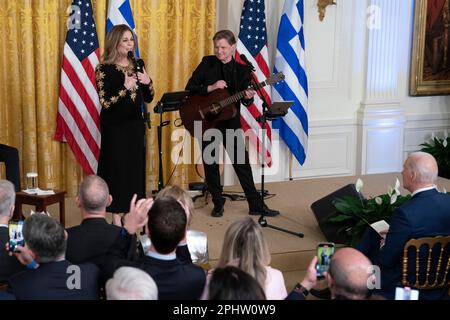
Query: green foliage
420 136 450 178
330 187 411 247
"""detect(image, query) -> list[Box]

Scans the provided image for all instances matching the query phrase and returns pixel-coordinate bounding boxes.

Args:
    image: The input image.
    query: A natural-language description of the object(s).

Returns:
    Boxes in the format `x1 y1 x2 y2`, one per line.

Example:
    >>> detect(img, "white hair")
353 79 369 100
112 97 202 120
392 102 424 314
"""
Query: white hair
0 180 15 217
106 267 158 300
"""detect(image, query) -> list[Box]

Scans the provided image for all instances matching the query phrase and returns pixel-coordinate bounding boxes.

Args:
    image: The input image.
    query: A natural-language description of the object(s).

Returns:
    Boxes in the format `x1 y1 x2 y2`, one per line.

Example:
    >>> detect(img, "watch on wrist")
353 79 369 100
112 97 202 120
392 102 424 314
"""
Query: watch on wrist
294 283 309 297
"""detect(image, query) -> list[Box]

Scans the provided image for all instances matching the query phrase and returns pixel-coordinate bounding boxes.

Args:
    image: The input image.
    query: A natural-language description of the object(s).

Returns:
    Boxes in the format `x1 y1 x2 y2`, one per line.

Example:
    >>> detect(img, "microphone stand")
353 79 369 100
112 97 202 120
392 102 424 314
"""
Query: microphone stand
244 60 304 238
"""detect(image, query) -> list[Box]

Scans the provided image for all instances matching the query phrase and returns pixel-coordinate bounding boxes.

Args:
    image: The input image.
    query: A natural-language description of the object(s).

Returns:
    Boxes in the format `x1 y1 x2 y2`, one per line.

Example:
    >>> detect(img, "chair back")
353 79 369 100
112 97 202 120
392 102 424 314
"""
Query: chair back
402 236 450 291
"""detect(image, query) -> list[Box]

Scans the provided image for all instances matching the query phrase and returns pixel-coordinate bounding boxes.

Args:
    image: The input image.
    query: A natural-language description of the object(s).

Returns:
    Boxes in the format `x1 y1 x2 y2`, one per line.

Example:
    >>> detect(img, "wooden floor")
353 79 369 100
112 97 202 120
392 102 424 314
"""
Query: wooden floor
27 172 450 293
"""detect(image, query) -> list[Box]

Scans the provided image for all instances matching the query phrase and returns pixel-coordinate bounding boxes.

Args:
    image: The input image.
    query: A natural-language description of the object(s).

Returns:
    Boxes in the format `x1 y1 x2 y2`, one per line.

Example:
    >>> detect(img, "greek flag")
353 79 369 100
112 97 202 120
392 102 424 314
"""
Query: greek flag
272 0 308 165
106 0 139 57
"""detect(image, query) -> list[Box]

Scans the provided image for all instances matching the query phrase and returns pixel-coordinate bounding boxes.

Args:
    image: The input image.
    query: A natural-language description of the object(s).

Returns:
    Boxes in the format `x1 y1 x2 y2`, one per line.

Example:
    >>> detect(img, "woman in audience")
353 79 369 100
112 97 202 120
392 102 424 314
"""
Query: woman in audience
208 266 266 300
204 217 287 300
156 185 194 227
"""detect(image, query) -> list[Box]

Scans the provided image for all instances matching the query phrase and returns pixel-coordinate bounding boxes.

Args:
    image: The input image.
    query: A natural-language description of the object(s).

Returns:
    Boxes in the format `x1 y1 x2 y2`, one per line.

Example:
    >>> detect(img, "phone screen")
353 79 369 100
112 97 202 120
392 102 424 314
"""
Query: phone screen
8 220 25 252
316 242 335 278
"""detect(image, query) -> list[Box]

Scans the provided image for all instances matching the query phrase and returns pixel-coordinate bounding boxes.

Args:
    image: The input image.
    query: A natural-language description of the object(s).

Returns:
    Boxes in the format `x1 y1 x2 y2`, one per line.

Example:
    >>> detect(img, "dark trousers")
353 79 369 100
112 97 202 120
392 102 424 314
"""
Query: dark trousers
0 144 21 192
201 118 262 210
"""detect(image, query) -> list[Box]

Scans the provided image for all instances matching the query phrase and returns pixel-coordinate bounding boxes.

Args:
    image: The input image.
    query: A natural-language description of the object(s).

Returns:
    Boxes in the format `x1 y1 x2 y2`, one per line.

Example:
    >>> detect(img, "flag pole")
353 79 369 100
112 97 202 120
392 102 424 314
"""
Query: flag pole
289 150 293 181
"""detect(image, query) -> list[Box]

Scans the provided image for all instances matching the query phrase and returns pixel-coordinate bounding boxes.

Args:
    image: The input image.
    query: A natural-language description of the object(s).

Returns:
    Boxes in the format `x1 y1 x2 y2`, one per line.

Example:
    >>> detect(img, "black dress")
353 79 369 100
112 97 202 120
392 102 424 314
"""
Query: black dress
95 61 154 213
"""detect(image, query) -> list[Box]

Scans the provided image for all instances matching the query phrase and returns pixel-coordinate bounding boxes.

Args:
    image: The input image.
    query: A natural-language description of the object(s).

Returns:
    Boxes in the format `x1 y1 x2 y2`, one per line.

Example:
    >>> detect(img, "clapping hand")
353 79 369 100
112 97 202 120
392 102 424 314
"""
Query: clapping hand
123 194 153 234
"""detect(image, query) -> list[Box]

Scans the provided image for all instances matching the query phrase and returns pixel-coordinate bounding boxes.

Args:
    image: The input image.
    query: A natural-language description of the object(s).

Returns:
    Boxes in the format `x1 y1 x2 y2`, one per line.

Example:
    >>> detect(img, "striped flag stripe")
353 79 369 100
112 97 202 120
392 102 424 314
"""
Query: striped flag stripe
59 67 101 140
58 82 100 157
61 55 100 128
57 100 98 173
272 0 309 166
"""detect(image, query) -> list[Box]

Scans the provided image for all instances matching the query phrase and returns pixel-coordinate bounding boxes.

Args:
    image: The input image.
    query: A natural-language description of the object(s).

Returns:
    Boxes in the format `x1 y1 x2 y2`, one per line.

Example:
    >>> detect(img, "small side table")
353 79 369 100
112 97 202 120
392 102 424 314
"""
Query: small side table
14 190 66 227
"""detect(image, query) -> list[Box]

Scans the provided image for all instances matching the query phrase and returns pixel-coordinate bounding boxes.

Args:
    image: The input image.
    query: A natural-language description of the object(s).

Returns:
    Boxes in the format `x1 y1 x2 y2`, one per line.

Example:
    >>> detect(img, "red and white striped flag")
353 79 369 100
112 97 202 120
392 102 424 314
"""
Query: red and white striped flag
54 0 101 174
236 0 272 166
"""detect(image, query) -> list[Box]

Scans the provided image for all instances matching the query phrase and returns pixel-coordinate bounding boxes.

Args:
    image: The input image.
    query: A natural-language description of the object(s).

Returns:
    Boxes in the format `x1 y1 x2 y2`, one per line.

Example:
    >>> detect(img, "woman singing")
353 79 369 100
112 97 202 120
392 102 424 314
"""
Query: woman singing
95 24 154 226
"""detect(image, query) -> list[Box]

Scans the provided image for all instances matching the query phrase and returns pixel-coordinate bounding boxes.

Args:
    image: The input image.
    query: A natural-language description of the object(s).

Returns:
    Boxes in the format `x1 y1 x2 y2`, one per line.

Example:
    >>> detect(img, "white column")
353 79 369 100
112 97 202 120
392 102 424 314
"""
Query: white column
358 0 406 174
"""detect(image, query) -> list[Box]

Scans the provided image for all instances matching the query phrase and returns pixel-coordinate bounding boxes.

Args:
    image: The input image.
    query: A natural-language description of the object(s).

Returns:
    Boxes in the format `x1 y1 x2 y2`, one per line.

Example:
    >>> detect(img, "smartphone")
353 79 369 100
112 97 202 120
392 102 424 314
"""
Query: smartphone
316 242 335 279
8 220 25 252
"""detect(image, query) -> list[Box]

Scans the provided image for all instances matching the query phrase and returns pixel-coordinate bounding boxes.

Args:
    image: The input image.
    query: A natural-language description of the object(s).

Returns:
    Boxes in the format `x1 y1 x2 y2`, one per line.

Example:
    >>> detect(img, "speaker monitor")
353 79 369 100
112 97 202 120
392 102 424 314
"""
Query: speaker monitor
310 184 361 244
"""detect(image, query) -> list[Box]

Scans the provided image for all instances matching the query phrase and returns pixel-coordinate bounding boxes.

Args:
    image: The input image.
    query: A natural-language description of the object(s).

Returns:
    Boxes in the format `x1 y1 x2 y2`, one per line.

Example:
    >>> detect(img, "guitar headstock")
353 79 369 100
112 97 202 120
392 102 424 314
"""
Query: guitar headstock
266 72 285 85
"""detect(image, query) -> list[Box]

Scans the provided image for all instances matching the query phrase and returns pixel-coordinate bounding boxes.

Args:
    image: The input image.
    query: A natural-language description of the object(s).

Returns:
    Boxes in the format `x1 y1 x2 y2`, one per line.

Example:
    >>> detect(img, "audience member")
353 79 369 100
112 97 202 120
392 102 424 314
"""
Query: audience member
204 217 287 300
0 180 25 284
8 214 99 300
357 152 450 299
106 266 158 300
66 175 136 277
287 247 373 300
208 266 266 300
0 144 20 191
105 196 206 300
156 185 202 264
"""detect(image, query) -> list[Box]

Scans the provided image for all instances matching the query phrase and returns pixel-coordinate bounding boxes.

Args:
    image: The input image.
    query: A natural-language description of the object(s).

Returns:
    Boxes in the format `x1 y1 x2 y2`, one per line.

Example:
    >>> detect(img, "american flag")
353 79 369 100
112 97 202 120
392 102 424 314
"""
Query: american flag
272 0 309 165
236 0 272 166
54 0 101 174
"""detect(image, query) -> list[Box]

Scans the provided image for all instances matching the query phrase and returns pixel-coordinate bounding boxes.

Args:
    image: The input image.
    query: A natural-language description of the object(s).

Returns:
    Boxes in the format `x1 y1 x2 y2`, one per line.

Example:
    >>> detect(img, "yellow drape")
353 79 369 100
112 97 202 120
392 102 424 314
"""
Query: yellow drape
0 0 215 196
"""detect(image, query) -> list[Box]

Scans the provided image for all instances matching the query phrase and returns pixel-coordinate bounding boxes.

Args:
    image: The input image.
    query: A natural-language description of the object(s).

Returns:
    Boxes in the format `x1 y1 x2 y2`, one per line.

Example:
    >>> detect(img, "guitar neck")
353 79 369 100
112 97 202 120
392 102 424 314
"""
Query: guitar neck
219 80 266 108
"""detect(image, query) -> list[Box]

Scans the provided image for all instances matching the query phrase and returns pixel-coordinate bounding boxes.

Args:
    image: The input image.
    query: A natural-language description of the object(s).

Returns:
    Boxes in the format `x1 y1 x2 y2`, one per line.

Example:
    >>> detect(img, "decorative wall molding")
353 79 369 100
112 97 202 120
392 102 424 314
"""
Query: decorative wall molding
357 104 406 174
404 113 450 160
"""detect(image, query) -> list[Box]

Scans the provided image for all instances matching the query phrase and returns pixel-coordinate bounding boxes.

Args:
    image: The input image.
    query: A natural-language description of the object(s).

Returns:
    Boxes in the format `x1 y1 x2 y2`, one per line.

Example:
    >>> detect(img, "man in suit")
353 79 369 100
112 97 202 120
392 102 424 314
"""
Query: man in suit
358 152 450 299
0 180 25 284
8 213 99 300
66 175 133 278
185 30 279 218
0 144 20 192
287 247 374 300
105 196 206 300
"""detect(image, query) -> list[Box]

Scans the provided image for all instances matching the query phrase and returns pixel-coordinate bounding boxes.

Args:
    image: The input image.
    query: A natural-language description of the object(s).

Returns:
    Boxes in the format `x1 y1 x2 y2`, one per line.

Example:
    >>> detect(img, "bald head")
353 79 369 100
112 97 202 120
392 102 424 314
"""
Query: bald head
327 247 373 300
78 175 110 213
402 152 438 192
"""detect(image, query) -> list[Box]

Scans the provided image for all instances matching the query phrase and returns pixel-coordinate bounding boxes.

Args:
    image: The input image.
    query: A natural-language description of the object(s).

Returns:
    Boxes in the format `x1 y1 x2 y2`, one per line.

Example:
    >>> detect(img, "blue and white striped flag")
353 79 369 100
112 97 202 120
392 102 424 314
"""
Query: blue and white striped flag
106 0 139 57
272 0 309 165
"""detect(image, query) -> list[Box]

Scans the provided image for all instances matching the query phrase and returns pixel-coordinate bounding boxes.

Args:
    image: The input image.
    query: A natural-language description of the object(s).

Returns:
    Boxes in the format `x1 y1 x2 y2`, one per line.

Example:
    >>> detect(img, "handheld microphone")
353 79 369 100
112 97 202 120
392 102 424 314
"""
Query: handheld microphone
240 54 255 72
127 51 139 70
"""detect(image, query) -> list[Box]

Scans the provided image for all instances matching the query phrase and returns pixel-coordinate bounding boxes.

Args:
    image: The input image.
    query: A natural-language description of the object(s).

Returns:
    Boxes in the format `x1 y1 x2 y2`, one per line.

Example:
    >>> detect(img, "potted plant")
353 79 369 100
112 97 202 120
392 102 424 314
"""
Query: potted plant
420 136 450 179
328 179 411 247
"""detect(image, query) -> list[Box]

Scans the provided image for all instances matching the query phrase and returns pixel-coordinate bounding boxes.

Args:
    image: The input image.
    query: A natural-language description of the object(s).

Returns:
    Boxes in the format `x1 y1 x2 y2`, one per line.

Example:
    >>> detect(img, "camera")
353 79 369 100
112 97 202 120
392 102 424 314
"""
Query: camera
8 220 25 252
316 242 335 279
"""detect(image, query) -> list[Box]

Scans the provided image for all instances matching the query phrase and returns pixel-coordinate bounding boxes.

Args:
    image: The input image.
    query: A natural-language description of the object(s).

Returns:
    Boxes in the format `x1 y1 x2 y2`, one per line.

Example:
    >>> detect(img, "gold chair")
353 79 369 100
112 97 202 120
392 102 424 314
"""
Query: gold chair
402 236 450 293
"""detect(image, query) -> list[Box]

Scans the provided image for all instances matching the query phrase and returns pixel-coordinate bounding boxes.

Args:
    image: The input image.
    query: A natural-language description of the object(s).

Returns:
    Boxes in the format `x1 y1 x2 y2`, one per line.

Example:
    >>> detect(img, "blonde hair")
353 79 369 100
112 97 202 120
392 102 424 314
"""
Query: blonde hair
156 185 194 226
217 217 270 289
102 24 135 64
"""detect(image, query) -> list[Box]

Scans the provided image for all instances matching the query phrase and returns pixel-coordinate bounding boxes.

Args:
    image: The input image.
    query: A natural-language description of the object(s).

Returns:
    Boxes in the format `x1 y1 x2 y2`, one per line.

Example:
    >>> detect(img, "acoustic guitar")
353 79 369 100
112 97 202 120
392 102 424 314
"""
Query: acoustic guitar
180 72 285 136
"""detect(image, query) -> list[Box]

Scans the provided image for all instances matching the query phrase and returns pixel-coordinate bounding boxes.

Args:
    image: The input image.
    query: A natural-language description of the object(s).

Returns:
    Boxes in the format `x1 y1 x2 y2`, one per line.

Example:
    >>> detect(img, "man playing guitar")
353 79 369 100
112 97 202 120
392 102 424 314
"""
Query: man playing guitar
185 30 279 218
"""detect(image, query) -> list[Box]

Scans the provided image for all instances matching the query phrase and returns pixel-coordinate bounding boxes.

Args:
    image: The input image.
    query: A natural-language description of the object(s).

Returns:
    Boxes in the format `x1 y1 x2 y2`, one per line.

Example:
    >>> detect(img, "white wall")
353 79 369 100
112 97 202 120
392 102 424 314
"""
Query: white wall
216 0 450 185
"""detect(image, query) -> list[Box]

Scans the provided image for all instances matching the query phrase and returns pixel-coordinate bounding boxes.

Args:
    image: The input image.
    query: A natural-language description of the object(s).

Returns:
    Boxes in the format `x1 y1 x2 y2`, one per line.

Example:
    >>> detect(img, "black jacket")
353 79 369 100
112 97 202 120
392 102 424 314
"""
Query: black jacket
0 227 26 284
105 231 205 300
9 260 99 300
185 55 254 128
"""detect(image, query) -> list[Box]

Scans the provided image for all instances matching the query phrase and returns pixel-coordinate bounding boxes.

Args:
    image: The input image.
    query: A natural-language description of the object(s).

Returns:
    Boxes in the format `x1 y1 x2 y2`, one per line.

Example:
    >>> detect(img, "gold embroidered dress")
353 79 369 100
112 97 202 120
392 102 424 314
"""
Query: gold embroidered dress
95 61 154 213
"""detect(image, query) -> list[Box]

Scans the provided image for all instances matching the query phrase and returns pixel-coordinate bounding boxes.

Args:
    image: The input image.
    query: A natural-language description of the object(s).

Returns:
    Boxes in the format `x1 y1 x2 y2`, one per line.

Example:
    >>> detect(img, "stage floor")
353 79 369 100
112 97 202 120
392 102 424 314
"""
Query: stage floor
32 172 450 292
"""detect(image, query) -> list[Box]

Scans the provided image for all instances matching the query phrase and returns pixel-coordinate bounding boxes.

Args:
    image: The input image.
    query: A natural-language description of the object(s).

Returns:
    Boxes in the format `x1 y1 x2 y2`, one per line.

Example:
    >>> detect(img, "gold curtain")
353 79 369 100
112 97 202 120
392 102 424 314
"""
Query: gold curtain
0 0 215 196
